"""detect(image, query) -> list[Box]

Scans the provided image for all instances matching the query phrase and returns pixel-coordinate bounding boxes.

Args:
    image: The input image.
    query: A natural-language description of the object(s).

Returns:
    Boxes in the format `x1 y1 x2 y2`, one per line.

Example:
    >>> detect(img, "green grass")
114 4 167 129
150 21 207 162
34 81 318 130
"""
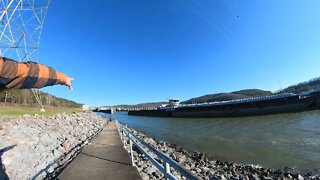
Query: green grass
0 105 82 116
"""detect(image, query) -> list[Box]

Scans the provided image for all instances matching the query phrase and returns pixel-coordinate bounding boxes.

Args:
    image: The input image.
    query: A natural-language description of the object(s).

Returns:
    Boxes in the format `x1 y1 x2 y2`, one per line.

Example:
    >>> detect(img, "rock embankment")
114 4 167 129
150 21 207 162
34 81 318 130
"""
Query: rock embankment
0 112 108 179
127 129 320 180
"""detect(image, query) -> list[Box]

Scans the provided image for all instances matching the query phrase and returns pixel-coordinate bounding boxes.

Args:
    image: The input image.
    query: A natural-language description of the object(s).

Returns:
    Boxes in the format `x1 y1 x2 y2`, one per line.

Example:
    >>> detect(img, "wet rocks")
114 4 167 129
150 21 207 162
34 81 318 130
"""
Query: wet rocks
127 128 320 180
0 112 109 180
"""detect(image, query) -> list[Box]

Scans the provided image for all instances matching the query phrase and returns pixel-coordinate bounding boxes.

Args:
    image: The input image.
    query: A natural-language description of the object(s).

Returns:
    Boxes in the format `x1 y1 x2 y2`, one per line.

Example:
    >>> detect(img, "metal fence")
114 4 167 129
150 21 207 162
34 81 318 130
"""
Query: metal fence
116 121 198 180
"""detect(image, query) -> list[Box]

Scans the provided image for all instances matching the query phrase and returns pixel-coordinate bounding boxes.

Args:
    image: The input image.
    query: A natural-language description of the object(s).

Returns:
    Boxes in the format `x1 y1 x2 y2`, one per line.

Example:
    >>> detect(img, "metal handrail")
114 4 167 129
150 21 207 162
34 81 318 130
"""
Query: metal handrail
116 121 198 180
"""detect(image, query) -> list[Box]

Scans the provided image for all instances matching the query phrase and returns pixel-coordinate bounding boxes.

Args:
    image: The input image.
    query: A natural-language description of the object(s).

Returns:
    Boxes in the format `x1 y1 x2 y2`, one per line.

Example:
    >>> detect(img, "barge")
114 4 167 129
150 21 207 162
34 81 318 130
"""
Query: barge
128 90 320 118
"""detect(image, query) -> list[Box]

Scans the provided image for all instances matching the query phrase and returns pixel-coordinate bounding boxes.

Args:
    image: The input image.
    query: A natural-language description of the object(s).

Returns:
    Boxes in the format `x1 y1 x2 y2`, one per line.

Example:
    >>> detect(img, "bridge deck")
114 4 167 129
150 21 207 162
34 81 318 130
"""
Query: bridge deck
58 121 141 180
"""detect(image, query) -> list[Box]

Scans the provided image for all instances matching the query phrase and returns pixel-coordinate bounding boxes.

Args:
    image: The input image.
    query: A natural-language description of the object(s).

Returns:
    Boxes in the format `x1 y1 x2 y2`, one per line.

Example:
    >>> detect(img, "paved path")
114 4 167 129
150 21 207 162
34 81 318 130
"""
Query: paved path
58 121 141 180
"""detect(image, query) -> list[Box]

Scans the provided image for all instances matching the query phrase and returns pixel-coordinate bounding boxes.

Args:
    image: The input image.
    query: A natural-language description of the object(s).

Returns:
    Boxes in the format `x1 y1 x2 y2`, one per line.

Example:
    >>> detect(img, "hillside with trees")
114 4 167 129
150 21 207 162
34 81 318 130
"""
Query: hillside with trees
115 102 167 109
0 89 81 108
183 77 320 104
279 77 320 94
182 89 273 104
111 76 320 109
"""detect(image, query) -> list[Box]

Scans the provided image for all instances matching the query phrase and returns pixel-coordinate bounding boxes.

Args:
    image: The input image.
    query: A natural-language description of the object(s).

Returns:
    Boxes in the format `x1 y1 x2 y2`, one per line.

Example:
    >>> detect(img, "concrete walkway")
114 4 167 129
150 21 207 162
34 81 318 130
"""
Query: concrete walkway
58 121 141 180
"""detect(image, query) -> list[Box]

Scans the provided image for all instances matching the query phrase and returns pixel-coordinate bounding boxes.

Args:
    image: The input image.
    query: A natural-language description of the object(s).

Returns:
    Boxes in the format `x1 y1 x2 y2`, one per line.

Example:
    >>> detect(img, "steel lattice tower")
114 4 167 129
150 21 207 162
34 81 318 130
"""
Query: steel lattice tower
0 0 51 111
0 0 51 62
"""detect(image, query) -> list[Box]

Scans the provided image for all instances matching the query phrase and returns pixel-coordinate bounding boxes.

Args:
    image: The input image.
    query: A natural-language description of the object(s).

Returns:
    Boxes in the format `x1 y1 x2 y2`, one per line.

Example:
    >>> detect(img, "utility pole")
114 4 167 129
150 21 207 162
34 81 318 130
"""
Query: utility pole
278 79 282 91
4 91 8 103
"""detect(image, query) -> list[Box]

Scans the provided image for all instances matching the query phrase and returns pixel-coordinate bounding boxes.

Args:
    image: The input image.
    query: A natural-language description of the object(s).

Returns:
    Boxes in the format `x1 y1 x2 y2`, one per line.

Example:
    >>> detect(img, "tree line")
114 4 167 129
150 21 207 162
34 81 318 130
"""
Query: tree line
0 89 81 108
280 77 320 94
182 76 320 104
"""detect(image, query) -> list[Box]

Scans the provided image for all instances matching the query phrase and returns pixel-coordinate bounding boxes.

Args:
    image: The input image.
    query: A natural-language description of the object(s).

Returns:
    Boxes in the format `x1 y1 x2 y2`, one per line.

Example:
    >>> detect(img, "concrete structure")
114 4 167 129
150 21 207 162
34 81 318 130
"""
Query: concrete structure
82 105 90 111
58 121 141 180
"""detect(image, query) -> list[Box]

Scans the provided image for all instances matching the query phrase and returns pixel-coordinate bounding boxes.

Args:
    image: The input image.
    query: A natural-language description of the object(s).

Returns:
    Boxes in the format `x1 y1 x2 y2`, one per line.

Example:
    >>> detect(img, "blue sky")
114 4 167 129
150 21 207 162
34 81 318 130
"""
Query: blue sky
39 0 320 106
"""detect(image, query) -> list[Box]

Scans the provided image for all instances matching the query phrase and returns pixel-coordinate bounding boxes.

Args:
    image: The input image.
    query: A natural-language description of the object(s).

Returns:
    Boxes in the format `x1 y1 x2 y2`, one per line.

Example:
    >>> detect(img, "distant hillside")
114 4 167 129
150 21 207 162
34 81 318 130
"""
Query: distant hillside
280 77 320 94
112 89 273 109
182 89 273 104
115 102 167 109
111 76 320 108
0 89 81 108
183 77 320 104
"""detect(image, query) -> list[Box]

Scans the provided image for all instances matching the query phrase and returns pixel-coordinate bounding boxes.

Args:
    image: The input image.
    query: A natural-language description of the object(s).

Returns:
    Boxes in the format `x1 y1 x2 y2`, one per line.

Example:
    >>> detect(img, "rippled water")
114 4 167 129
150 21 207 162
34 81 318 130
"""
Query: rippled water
99 110 320 171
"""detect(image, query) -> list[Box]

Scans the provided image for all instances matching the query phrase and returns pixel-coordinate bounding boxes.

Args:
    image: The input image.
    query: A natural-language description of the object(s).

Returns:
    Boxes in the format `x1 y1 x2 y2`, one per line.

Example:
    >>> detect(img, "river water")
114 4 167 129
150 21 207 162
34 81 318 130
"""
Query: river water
100 110 320 171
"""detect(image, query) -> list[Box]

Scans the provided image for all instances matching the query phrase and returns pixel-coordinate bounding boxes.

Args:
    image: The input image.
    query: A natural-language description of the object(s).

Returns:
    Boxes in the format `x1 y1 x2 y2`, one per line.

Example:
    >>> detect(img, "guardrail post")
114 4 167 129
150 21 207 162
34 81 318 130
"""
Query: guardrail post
119 124 123 140
164 161 170 180
118 123 121 137
118 122 197 180
123 129 126 148
129 134 134 166
119 122 122 139
122 129 124 140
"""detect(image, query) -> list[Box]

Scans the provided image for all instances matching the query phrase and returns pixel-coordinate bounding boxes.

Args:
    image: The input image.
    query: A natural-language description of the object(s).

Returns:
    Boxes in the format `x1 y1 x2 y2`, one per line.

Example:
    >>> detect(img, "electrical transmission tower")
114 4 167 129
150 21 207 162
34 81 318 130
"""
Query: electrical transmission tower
0 0 51 111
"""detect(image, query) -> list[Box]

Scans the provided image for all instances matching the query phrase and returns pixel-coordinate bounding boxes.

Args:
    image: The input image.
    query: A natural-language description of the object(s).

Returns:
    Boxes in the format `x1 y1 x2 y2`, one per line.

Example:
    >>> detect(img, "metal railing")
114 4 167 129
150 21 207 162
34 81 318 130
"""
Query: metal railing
116 121 198 180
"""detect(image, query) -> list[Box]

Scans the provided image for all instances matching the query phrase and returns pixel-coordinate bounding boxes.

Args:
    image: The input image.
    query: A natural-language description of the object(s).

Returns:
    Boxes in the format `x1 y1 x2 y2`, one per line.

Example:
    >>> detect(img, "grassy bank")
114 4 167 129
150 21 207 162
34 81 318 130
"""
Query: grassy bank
0 105 82 116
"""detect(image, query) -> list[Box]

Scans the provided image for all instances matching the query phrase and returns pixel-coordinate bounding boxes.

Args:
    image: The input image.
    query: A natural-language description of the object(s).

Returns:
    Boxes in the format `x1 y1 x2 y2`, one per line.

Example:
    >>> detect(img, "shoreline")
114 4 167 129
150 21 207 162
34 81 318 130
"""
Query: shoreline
1 111 318 179
127 126 320 180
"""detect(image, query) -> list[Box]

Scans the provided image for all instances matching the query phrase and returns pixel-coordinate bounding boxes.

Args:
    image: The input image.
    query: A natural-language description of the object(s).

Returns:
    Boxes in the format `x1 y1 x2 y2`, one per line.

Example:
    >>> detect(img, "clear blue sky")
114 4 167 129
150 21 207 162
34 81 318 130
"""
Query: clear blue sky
39 0 320 106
